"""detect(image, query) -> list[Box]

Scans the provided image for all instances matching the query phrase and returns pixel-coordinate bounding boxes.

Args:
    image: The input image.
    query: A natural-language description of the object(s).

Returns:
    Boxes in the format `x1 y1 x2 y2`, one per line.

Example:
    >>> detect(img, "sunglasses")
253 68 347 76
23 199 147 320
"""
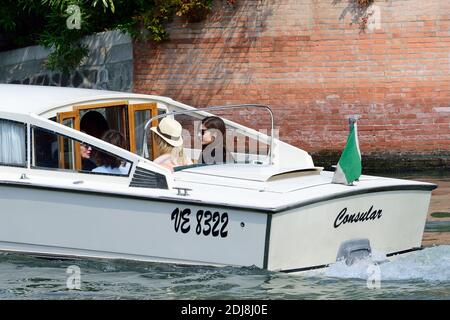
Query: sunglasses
80 142 91 149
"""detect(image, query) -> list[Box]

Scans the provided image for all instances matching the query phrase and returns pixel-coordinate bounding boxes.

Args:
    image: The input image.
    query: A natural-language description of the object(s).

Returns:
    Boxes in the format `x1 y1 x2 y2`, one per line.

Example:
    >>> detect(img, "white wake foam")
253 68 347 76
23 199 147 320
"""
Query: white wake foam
307 245 450 282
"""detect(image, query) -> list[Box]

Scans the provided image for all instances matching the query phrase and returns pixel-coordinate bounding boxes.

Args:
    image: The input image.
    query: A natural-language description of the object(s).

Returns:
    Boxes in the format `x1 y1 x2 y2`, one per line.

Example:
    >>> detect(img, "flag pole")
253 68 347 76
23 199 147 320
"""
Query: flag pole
349 115 360 130
349 115 360 183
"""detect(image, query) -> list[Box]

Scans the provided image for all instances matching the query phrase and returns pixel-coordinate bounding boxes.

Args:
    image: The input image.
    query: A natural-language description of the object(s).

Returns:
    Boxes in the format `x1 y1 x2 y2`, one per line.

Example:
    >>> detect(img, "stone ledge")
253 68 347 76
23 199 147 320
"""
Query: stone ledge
81 30 131 48
0 30 132 68
312 150 450 174
0 46 51 67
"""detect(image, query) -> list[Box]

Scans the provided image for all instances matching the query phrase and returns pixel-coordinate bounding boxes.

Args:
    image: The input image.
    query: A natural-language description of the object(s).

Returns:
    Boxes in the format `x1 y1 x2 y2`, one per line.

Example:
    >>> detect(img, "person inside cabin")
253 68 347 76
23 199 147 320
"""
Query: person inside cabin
79 141 93 169
150 117 192 172
92 130 130 175
80 111 109 171
198 116 234 165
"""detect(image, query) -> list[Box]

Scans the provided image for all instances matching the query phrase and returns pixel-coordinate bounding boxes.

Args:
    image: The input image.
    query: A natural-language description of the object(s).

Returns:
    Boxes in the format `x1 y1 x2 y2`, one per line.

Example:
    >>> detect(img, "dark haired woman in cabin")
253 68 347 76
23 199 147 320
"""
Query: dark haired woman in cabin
80 111 110 171
80 111 110 139
92 130 129 175
198 116 234 164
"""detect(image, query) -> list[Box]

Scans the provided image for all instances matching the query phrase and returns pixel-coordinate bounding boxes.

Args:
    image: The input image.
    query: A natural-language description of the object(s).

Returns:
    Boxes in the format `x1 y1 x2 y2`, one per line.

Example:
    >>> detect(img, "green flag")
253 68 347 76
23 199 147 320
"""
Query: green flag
332 121 361 185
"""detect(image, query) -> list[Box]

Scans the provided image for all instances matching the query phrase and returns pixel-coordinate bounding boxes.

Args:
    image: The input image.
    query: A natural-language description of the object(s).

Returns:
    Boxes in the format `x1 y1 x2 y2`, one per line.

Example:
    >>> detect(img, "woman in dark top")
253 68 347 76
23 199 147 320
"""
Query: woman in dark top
80 111 109 171
198 116 234 164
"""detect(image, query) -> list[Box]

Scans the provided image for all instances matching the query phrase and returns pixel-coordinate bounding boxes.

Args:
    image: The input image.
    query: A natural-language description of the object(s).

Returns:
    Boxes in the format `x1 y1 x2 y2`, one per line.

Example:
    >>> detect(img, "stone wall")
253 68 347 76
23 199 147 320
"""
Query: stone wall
133 0 450 171
0 30 133 91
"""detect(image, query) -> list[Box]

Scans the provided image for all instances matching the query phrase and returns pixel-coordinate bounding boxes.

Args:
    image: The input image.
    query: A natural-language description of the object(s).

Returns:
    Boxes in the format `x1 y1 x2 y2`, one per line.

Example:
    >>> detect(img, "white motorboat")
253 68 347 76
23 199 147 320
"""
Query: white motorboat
0 84 436 272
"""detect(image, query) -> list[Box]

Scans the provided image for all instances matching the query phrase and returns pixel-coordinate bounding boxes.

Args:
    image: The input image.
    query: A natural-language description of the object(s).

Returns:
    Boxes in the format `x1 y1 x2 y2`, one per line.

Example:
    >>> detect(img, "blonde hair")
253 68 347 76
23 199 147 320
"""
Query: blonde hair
153 134 190 166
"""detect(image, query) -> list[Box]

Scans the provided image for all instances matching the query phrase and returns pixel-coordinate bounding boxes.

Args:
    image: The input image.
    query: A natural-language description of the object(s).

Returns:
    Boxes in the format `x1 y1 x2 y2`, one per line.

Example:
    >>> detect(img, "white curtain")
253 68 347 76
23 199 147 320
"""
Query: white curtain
0 119 26 166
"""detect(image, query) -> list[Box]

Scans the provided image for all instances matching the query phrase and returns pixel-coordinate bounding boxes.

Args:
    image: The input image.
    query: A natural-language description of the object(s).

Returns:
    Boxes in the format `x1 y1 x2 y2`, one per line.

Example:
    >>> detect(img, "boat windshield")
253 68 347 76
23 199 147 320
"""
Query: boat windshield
141 104 274 167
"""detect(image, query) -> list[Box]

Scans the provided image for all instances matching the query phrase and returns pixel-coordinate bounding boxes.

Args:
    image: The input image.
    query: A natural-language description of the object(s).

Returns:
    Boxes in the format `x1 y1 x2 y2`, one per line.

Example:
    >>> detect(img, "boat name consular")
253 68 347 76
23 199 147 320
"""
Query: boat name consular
334 205 383 228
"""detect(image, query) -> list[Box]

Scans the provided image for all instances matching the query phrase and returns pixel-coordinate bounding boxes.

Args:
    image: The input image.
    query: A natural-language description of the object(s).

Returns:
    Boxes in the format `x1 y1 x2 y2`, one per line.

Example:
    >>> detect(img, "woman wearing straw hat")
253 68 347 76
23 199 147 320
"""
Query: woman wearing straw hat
151 117 192 172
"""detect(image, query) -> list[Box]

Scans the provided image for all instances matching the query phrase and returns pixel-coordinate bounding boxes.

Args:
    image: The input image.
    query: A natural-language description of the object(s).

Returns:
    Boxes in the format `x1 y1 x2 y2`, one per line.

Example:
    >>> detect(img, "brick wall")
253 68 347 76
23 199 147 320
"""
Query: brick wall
134 0 450 171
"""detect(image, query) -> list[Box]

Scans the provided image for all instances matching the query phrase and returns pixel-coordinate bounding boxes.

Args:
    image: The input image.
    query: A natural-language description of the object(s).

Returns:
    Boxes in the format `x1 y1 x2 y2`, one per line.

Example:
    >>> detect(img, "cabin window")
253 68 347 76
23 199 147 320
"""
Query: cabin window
57 102 129 153
31 126 132 176
133 109 151 156
56 102 159 160
127 103 158 159
79 106 126 141
0 119 26 167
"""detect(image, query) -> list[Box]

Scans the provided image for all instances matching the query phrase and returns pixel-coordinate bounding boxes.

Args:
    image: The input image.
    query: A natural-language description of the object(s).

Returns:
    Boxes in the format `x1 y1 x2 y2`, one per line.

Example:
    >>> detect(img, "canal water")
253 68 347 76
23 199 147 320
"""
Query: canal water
0 173 448 300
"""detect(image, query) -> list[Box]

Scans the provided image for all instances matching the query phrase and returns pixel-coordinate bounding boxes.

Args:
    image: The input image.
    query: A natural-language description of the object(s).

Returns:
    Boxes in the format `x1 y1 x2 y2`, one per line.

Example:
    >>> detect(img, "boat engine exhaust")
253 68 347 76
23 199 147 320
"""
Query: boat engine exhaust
336 239 372 266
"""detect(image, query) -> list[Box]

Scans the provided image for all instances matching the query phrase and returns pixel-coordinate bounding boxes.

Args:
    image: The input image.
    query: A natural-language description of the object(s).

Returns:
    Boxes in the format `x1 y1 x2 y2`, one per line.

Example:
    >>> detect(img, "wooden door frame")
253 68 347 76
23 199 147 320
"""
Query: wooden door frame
57 111 81 170
57 100 158 162
128 103 158 159
74 100 129 111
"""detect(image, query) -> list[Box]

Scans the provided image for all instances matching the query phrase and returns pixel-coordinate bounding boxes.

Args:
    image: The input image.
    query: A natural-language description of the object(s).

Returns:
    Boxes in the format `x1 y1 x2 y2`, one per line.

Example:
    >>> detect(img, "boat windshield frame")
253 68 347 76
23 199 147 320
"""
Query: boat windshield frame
141 104 275 164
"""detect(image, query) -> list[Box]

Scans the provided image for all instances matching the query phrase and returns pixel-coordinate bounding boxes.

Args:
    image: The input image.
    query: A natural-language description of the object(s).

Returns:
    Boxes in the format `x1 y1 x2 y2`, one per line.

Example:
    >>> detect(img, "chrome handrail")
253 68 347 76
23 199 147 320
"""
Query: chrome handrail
141 104 275 164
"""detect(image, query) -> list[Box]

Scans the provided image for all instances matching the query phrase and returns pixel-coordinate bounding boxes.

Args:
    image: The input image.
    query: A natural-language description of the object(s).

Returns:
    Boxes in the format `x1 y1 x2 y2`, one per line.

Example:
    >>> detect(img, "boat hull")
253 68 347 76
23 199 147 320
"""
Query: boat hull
0 184 432 272
0 184 268 267
267 190 432 272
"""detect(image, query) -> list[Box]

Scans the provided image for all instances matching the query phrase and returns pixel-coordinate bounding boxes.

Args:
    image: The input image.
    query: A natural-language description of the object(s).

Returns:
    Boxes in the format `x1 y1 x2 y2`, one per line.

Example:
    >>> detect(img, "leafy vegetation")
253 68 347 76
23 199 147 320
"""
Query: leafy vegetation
0 0 375 73
0 0 234 73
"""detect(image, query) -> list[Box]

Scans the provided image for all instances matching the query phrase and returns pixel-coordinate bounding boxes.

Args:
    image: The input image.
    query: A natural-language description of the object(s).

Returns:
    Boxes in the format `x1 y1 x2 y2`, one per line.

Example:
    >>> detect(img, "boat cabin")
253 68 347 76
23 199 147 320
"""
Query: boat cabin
0 84 314 191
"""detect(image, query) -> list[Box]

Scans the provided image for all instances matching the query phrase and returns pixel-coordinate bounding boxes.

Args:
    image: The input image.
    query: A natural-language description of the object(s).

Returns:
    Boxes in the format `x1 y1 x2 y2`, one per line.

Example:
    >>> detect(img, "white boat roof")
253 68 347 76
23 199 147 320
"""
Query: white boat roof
0 84 175 115
0 84 315 169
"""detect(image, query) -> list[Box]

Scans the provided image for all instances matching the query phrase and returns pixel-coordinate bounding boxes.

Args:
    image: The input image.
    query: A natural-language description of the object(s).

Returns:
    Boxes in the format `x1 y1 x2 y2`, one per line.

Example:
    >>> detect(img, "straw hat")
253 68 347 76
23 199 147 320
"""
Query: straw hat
150 117 183 147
